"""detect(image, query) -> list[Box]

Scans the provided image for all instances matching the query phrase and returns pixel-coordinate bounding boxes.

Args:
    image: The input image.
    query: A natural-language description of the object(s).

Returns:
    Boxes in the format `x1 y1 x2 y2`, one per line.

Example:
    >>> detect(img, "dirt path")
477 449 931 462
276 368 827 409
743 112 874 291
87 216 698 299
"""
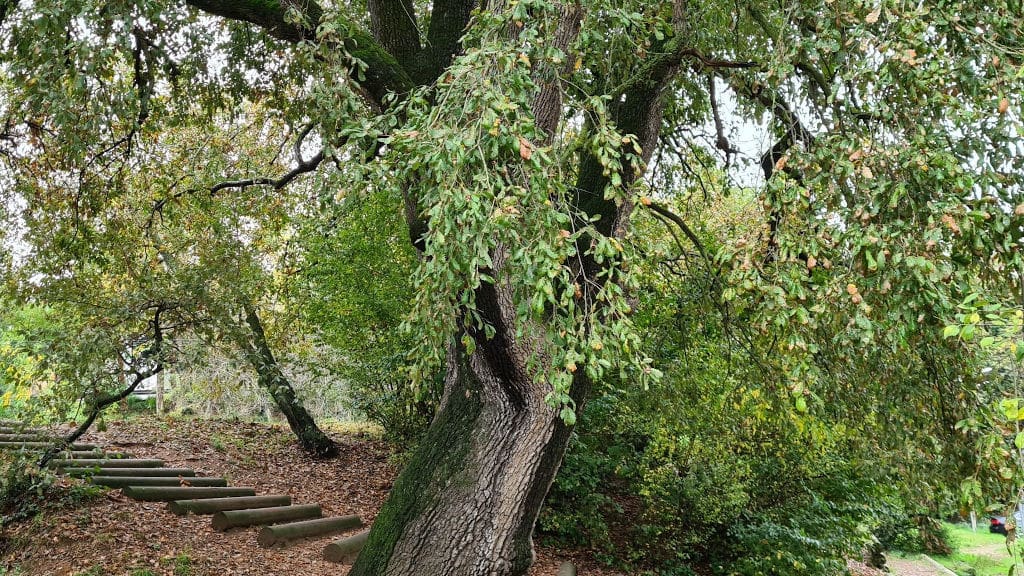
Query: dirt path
963 541 1008 558
886 556 953 576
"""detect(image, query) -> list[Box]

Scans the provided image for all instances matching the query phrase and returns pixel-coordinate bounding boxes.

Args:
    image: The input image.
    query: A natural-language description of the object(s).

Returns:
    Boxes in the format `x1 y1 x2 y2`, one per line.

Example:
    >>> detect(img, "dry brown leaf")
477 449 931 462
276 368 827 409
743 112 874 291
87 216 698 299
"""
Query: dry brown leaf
518 136 533 161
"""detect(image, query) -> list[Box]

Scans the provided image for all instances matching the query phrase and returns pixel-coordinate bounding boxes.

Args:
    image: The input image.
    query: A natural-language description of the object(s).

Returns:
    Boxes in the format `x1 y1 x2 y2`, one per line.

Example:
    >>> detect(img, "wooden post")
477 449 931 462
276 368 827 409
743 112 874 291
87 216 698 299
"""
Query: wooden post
211 504 321 531
49 458 163 469
123 486 256 501
90 476 226 488
155 372 164 416
65 467 194 478
258 515 363 547
168 495 292 516
323 530 370 563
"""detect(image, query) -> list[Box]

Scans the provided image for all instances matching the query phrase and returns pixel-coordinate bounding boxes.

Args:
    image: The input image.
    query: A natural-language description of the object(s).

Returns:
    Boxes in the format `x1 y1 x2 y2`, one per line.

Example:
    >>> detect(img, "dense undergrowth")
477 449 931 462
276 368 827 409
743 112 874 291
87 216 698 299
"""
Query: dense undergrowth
0 453 101 528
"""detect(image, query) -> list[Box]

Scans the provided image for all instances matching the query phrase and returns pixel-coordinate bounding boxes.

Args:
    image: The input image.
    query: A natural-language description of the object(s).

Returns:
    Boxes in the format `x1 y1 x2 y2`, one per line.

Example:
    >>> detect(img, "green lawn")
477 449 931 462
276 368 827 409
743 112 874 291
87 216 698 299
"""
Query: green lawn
929 522 1017 576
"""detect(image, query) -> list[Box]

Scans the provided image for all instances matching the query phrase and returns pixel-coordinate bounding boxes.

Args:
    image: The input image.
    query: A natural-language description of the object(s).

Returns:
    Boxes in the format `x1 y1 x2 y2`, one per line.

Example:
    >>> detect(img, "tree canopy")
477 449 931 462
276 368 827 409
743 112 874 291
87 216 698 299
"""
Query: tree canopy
2 0 1023 574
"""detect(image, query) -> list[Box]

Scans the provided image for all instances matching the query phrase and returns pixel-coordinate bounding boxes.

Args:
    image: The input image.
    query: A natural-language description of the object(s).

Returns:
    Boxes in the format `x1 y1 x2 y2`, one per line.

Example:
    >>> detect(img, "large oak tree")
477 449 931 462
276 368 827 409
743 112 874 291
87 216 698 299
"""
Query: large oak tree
2 0 1022 574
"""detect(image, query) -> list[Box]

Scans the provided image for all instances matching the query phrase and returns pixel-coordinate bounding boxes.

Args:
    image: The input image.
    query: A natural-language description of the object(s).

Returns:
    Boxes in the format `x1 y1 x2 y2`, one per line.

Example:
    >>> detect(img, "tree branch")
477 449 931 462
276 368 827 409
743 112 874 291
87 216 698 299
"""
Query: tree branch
610 38 758 101
646 201 713 268
184 0 322 43
708 74 738 157
184 0 414 105
420 0 475 83
532 2 583 139
368 0 422 65
38 305 167 467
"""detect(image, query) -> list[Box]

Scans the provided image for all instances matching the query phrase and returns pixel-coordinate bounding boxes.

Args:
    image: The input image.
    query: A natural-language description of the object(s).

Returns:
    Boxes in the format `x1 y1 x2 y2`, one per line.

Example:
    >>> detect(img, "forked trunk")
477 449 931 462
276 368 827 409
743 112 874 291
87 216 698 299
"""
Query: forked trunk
350 340 587 576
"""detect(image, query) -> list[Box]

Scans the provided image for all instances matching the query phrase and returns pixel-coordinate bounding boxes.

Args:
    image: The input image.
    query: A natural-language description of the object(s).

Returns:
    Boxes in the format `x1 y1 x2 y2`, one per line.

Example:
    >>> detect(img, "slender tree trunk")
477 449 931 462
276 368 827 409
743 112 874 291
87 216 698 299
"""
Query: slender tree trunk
238 303 339 458
155 372 164 415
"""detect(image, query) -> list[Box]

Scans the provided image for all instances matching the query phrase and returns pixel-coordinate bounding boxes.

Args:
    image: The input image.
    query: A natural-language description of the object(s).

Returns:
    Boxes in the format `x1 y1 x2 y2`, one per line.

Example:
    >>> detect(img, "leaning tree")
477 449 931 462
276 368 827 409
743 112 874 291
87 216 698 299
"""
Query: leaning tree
2 0 1022 574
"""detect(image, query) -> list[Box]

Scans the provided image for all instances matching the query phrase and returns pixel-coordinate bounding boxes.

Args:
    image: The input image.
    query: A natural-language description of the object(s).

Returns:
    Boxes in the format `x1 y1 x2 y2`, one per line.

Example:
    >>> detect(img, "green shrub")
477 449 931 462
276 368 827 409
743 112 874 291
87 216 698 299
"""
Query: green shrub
538 434 617 550
344 355 440 445
125 396 156 412
173 553 194 576
0 454 101 526
0 455 55 524
541 389 890 575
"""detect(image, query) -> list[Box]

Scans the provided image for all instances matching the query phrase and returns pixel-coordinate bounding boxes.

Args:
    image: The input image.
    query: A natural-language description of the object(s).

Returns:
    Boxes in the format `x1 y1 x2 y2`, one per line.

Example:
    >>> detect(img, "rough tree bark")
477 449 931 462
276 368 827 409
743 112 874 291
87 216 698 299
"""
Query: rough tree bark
236 303 338 458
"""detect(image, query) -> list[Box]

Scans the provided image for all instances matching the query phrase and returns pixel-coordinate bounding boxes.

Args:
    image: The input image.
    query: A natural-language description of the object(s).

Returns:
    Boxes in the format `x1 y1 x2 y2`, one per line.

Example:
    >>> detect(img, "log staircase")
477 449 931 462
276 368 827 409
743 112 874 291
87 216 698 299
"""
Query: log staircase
0 420 369 563
0 419 579 573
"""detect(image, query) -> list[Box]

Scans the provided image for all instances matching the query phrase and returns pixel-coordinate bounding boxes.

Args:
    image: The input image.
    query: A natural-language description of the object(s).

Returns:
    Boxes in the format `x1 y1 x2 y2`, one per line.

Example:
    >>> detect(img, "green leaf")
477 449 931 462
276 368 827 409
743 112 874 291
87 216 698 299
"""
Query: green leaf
559 406 577 426
1014 432 1024 450
942 325 959 338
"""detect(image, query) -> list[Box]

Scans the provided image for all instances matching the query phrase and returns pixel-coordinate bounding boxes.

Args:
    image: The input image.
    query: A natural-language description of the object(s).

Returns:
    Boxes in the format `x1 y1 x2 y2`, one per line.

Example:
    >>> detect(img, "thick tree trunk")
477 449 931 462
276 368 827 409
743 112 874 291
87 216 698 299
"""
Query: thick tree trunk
239 304 339 458
350 337 587 576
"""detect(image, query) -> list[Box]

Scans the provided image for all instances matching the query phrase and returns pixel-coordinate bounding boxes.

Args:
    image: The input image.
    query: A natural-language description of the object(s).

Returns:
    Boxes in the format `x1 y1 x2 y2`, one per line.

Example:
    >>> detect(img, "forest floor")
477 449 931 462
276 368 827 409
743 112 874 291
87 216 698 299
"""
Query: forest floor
0 414 625 576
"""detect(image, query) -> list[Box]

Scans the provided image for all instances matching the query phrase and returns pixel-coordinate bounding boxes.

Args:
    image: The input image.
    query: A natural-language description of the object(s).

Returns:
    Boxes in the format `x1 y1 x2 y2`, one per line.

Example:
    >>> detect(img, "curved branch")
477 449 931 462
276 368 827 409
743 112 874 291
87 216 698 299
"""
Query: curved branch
38 305 167 467
184 0 322 43
646 201 713 268
185 0 414 105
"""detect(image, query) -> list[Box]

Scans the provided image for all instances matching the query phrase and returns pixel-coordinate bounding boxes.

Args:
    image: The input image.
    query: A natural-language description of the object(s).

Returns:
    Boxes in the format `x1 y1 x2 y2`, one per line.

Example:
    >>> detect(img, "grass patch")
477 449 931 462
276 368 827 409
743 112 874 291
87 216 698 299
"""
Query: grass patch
319 419 384 438
928 522 1016 576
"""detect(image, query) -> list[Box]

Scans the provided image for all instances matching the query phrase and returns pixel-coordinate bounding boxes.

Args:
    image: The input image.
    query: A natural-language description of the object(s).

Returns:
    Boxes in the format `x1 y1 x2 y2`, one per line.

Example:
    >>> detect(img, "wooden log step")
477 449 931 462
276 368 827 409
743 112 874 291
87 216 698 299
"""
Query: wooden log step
91 476 226 488
50 458 163 469
323 530 370 563
168 495 292 516
0 441 97 451
0 434 54 442
0 427 43 434
558 562 577 576
0 419 29 426
65 467 195 478
69 451 129 459
211 504 321 532
258 515 363 547
123 486 256 501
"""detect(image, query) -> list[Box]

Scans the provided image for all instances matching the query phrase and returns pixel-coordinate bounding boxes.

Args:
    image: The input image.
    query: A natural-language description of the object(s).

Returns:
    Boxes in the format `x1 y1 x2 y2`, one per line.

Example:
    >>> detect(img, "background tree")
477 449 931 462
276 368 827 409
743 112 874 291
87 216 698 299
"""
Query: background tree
0 95 339 456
